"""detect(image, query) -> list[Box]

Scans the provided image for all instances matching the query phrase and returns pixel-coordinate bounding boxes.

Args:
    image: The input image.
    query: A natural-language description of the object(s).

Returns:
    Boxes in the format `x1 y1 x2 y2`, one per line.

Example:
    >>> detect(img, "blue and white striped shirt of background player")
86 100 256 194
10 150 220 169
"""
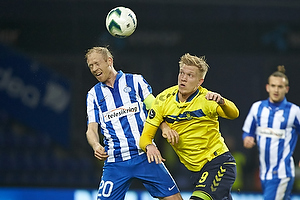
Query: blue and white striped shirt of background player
242 97 300 180
86 70 152 163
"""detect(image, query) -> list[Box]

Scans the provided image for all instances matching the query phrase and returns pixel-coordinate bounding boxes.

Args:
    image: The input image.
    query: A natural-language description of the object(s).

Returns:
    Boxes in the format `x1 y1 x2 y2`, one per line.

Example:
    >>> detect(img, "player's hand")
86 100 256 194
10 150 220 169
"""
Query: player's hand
162 128 179 145
205 92 224 105
94 144 109 161
146 144 165 164
243 136 256 149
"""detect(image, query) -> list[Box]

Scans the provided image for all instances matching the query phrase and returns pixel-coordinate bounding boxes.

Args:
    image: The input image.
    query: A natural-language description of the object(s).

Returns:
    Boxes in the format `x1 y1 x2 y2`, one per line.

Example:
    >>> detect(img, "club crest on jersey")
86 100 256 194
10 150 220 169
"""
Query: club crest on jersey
103 102 139 122
186 112 193 120
123 86 132 93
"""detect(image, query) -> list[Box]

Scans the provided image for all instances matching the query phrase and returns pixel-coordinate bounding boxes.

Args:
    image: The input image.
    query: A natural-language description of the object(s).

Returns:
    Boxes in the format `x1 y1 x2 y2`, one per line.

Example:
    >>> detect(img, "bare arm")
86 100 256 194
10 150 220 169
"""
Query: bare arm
86 122 108 161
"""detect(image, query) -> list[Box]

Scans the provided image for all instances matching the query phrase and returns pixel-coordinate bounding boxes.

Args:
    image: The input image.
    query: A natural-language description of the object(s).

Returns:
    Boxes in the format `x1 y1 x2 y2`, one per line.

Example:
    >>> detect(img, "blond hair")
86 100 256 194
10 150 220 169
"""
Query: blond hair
269 65 289 86
85 46 113 62
179 53 209 78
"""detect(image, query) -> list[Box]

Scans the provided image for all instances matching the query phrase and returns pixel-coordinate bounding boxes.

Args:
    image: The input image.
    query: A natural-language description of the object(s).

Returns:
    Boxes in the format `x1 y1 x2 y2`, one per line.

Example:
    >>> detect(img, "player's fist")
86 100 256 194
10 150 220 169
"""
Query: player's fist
94 144 109 161
205 92 224 105
243 136 256 149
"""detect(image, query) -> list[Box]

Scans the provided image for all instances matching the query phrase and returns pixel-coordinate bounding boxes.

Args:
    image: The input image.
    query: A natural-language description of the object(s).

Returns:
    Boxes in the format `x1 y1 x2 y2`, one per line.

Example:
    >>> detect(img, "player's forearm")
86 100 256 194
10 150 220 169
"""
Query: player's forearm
139 122 158 151
86 130 101 151
159 121 170 133
217 98 239 119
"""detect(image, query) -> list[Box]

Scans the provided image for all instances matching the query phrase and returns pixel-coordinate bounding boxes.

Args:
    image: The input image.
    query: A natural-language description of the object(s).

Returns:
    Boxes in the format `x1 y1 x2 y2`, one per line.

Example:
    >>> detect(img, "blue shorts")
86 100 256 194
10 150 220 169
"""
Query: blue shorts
97 153 180 200
261 177 294 200
189 152 236 200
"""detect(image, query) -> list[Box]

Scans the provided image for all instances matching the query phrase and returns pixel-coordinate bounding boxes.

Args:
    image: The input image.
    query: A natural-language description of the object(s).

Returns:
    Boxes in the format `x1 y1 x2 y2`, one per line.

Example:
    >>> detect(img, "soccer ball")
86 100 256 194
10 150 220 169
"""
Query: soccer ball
105 6 137 38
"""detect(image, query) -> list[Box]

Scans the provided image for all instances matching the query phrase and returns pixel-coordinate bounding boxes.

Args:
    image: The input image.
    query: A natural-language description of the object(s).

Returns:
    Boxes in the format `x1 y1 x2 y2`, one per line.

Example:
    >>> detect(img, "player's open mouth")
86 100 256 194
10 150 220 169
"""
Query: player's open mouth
96 72 102 76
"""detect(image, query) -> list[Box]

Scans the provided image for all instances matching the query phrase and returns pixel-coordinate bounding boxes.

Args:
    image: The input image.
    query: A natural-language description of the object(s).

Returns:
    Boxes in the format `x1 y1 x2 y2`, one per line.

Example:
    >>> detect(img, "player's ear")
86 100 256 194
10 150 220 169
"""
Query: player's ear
266 84 270 92
107 57 113 66
285 86 289 94
198 79 204 87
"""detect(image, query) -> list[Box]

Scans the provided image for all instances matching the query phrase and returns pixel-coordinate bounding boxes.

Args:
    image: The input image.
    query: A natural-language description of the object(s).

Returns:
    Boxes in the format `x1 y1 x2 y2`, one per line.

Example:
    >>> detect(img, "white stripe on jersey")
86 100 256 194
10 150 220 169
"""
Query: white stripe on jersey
276 177 290 200
86 71 151 162
242 99 300 180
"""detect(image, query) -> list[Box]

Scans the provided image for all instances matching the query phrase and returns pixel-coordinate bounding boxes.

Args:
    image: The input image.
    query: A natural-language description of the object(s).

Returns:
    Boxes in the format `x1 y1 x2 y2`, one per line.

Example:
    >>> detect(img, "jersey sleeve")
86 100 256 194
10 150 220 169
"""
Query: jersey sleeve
145 90 169 127
293 104 300 135
137 74 153 102
217 98 239 119
242 103 258 139
86 88 100 125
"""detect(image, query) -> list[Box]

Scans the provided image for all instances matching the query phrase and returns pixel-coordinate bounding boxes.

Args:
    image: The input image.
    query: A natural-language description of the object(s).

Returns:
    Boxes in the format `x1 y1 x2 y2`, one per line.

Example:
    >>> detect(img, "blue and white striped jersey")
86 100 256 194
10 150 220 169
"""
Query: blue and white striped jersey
86 71 152 162
242 98 300 180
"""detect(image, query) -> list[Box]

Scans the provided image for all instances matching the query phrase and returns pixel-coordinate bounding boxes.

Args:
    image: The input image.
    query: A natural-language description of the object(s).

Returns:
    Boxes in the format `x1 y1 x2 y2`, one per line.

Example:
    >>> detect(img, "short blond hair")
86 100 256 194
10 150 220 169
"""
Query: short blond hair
179 53 209 78
85 46 113 62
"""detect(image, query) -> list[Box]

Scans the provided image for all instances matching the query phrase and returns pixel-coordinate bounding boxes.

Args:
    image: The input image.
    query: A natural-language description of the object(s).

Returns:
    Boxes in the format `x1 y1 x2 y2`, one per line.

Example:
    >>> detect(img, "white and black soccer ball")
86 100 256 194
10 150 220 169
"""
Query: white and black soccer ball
105 6 137 38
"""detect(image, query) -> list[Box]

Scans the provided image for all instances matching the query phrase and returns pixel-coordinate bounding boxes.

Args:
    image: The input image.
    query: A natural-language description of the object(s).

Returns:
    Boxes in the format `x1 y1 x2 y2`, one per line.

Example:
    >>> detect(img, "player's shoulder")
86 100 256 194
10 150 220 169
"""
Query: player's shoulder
158 85 177 97
87 82 102 94
124 72 143 78
154 86 177 104
288 101 300 111
253 100 265 106
247 100 266 112
199 86 209 96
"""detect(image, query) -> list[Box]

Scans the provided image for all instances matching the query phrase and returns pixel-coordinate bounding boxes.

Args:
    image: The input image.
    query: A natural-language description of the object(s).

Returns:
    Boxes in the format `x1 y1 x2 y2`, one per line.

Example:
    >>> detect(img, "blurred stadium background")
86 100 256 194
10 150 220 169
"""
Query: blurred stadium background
1 0 300 199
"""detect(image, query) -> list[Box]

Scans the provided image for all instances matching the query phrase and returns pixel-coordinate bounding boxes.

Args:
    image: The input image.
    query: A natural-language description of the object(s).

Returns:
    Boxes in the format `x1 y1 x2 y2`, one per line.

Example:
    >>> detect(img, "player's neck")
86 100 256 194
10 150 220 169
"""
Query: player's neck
178 93 189 103
105 70 118 88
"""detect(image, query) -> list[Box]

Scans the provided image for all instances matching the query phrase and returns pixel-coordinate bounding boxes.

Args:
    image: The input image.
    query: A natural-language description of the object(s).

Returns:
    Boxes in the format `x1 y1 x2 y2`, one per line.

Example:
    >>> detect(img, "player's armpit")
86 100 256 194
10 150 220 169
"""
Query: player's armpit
139 122 158 152
217 98 239 119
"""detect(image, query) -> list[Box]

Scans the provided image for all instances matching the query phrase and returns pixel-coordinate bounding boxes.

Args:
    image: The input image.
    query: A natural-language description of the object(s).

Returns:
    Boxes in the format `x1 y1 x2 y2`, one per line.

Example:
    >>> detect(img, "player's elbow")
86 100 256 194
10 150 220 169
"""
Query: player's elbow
231 109 239 119
226 109 239 120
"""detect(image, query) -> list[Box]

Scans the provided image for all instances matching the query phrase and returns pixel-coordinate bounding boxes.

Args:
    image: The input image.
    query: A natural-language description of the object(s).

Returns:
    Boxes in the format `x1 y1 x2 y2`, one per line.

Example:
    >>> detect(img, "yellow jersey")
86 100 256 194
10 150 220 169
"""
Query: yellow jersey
146 85 237 171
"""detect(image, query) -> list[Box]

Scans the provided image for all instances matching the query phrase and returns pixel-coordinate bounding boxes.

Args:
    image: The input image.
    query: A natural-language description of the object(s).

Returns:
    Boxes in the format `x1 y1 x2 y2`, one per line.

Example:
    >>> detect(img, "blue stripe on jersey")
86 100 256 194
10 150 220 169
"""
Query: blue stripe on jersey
264 103 274 179
249 117 257 137
126 74 145 136
287 130 298 177
257 101 265 127
264 138 271 179
295 116 300 132
94 84 122 159
109 80 126 162
123 74 139 158
281 103 291 129
93 99 100 124
165 109 206 123
140 77 152 100
278 104 292 178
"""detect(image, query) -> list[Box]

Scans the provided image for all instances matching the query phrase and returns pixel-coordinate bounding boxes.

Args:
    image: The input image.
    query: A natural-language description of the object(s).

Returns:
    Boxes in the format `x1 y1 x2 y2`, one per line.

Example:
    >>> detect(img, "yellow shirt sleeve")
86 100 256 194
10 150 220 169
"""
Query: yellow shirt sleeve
139 122 158 151
216 98 239 119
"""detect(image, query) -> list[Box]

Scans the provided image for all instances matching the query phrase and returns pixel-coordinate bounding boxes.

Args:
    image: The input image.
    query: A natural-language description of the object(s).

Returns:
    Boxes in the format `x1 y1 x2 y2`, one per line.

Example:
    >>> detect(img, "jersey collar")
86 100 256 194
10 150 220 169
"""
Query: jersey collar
268 97 287 109
176 88 200 103
100 70 123 87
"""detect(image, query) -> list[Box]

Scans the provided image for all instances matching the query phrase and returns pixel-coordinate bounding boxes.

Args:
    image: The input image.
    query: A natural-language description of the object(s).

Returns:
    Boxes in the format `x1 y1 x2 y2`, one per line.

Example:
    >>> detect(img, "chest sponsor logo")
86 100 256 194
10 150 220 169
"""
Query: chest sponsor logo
103 102 139 122
256 127 286 139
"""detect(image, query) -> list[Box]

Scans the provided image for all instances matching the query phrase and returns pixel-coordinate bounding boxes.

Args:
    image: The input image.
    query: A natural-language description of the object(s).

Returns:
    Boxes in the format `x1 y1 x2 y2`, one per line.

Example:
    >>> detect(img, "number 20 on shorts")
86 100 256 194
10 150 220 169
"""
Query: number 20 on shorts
99 180 114 198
